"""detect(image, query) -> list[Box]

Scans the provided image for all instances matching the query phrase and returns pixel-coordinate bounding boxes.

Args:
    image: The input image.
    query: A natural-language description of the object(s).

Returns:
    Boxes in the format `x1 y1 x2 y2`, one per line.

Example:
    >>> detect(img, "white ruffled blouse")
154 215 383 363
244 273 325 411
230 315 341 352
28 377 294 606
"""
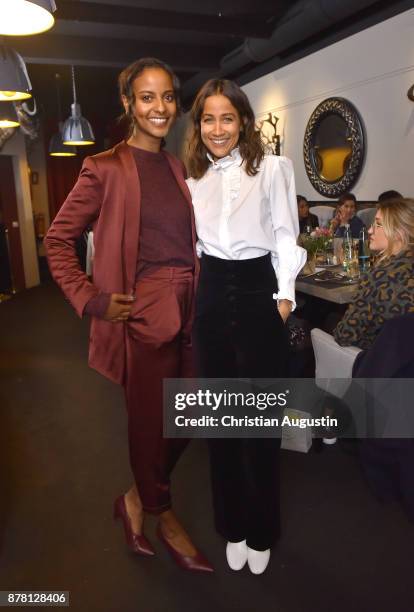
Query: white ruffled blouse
186 148 306 309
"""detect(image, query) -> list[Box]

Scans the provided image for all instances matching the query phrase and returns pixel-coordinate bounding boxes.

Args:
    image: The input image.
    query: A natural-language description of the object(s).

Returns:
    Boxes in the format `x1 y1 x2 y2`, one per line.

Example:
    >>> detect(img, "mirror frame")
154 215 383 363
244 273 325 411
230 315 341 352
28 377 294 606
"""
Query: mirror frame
303 97 365 198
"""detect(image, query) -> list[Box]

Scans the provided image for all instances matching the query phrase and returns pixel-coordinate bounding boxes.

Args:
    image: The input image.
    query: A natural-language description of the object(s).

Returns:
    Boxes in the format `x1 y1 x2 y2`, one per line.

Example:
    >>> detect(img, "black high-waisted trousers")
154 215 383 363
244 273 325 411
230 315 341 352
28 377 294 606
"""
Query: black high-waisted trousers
193 253 289 550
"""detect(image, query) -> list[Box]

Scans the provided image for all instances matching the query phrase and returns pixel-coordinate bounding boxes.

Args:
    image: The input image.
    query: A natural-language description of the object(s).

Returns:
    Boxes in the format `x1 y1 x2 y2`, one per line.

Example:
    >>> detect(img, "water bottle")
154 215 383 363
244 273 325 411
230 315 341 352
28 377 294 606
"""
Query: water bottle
342 224 353 274
343 224 359 280
358 226 370 272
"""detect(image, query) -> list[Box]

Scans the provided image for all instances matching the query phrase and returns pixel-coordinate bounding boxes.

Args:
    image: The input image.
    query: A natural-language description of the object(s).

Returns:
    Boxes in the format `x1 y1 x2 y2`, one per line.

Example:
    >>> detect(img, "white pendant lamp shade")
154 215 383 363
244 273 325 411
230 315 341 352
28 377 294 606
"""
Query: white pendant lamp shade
0 102 20 128
49 122 76 157
0 0 56 36
62 67 95 146
49 74 77 156
0 45 32 101
62 102 95 146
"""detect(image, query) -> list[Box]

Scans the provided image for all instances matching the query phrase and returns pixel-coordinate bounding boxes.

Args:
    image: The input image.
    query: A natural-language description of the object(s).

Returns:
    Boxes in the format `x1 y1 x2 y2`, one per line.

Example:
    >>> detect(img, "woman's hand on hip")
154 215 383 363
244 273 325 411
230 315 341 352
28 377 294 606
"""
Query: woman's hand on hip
104 294 135 322
277 299 292 323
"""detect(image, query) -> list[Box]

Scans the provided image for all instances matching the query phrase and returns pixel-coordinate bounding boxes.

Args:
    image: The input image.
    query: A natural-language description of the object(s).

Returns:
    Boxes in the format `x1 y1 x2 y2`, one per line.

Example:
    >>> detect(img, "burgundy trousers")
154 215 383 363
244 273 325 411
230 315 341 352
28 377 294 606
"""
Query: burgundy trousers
124 267 194 514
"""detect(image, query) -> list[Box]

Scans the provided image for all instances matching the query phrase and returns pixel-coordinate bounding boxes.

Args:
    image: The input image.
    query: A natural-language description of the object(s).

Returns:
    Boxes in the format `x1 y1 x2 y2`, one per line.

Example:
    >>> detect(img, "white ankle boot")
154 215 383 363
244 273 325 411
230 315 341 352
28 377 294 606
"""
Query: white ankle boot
226 540 248 570
247 547 270 575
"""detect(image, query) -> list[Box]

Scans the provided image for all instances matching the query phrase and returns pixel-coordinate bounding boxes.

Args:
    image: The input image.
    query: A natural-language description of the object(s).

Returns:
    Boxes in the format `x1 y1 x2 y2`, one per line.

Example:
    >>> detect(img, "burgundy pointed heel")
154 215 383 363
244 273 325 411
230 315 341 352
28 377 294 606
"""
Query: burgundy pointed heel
156 523 214 573
113 495 155 557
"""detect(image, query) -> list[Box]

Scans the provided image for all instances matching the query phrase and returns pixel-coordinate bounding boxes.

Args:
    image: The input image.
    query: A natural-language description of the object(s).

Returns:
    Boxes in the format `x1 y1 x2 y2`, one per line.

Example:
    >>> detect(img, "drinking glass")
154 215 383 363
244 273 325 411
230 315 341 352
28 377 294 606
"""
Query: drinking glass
333 237 343 264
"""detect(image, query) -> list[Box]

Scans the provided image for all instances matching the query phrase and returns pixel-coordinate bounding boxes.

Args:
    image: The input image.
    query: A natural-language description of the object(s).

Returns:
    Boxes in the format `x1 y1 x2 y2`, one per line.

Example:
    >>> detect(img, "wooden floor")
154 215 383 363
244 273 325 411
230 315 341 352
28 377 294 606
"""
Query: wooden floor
0 282 412 612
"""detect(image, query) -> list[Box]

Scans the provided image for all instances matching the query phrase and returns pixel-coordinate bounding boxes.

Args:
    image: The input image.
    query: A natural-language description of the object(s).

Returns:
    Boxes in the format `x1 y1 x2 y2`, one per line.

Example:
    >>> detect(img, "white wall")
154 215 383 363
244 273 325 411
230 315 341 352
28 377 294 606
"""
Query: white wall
0 131 40 288
242 9 414 200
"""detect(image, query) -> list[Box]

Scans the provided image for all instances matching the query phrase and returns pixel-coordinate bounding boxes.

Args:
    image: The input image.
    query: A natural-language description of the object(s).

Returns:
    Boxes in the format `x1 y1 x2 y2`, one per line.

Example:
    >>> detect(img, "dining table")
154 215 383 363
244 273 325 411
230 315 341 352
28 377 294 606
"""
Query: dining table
295 265 359 304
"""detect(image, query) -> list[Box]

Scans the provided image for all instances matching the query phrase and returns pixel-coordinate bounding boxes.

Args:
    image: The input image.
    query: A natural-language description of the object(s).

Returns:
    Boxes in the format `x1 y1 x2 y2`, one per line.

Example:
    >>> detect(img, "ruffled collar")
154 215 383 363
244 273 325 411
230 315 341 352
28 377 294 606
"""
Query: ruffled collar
206 148 242 201
207 147 242 171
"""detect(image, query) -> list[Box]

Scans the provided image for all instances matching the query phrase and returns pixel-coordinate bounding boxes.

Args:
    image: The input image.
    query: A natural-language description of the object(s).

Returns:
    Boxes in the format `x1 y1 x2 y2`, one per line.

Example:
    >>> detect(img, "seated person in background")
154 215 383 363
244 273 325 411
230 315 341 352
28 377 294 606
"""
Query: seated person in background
297 195 319 233
329 192 365 238
334 198 414 350
378 189 403 202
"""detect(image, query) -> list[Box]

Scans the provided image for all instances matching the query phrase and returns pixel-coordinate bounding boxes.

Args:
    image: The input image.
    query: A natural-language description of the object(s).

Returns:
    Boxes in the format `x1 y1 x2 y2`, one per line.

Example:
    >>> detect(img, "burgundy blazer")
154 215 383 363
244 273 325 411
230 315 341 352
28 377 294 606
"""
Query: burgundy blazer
45 141 199 385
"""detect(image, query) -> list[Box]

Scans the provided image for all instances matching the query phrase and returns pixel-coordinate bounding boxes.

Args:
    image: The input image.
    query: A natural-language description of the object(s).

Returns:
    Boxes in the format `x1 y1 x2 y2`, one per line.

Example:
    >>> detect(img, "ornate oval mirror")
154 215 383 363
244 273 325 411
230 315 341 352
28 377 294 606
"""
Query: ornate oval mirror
303 97 365 198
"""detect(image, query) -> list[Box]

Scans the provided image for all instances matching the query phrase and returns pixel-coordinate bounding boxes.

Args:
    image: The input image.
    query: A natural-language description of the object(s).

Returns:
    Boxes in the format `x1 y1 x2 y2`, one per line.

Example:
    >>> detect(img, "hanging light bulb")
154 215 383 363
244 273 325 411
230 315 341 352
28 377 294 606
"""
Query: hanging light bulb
0 1 56 36
0 45 32 101
62 66 95 146
49 74 76 157
0 102 20 128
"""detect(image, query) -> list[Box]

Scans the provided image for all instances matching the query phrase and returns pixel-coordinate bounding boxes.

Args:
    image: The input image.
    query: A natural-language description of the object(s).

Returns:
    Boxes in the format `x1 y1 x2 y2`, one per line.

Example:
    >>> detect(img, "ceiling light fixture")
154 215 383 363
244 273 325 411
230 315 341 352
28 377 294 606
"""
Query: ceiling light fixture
0 45 32 101
0 102 20 128
0 0 56 36
62 66 95 146
49 123 77 156
49 74 76 157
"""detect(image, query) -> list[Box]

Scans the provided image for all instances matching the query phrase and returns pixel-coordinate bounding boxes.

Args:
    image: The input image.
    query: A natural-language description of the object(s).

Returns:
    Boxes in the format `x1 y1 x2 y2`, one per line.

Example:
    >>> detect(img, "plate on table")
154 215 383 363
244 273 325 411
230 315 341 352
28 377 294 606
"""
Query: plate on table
298 267 325 278
313 270 349 283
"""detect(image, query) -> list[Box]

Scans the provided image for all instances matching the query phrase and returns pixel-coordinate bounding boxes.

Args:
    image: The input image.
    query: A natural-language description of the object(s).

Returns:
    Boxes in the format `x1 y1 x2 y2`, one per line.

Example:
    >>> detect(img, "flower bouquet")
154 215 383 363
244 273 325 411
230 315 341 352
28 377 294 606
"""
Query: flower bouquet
299 227 333 274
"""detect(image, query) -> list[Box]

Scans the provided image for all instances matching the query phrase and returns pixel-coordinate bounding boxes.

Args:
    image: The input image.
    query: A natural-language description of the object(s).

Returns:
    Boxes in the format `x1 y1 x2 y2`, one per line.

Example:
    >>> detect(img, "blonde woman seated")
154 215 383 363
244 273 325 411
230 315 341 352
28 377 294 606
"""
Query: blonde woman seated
334 198 414 349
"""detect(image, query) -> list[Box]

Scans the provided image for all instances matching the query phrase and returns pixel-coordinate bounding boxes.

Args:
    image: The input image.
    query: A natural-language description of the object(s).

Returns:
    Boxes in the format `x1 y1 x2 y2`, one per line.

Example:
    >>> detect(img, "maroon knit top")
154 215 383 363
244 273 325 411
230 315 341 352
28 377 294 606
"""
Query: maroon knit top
131 146 193 278
84 145 193 318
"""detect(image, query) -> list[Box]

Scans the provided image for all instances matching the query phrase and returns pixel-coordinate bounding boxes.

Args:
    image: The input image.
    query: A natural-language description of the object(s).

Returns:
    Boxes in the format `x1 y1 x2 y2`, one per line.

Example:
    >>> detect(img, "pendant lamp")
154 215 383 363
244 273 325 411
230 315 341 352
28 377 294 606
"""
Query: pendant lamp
49 122 77 156
0 45 32 101
0 102 20 128
49 75 76 157
62 66 95 146
0 1 56 36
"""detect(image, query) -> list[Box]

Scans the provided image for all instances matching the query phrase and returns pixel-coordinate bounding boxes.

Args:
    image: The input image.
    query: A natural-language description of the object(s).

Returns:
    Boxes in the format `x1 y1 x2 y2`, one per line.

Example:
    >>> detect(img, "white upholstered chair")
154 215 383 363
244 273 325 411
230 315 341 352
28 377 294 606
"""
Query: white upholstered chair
309 205 335 228
357 207 376 228
311 328 362 444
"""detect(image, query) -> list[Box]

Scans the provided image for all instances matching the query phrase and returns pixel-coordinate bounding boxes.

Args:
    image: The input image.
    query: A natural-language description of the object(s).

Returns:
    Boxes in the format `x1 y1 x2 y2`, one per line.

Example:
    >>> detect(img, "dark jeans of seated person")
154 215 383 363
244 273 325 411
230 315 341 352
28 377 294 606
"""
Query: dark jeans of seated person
296 293 347 334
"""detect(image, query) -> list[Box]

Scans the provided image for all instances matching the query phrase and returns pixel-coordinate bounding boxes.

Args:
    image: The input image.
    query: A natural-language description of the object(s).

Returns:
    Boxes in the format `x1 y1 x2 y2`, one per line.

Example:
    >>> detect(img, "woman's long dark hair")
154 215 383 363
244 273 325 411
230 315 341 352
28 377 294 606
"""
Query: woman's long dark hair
186 79 264 179
118 57 181 138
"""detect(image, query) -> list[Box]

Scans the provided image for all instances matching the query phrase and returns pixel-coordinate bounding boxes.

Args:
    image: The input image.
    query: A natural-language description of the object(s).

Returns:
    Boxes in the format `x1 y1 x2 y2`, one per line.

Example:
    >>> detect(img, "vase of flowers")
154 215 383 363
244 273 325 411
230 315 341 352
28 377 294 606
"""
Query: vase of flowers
299 227 333 274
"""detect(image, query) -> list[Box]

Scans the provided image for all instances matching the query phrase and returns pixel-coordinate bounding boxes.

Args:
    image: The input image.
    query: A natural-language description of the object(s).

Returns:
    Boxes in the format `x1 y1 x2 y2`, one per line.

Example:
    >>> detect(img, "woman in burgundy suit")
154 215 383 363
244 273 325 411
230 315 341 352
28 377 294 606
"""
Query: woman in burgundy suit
45 58 212 572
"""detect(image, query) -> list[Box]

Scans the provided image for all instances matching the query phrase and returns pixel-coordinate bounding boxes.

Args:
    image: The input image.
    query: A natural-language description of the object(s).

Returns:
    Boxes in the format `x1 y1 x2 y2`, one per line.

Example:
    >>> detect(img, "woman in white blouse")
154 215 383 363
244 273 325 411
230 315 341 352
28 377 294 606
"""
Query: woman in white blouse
186 79 306 575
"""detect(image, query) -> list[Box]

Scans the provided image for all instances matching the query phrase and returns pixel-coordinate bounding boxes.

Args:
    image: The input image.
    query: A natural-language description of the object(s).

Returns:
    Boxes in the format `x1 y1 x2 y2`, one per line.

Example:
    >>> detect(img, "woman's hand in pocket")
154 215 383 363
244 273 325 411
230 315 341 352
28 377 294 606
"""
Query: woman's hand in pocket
277 299 292 323
104 294 135 322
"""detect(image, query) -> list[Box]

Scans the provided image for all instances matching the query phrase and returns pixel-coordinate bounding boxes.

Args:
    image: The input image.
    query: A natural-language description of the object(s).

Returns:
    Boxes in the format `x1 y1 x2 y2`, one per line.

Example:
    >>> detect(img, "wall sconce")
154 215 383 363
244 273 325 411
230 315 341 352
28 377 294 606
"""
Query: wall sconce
257 113 280 155
408 85 414 102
